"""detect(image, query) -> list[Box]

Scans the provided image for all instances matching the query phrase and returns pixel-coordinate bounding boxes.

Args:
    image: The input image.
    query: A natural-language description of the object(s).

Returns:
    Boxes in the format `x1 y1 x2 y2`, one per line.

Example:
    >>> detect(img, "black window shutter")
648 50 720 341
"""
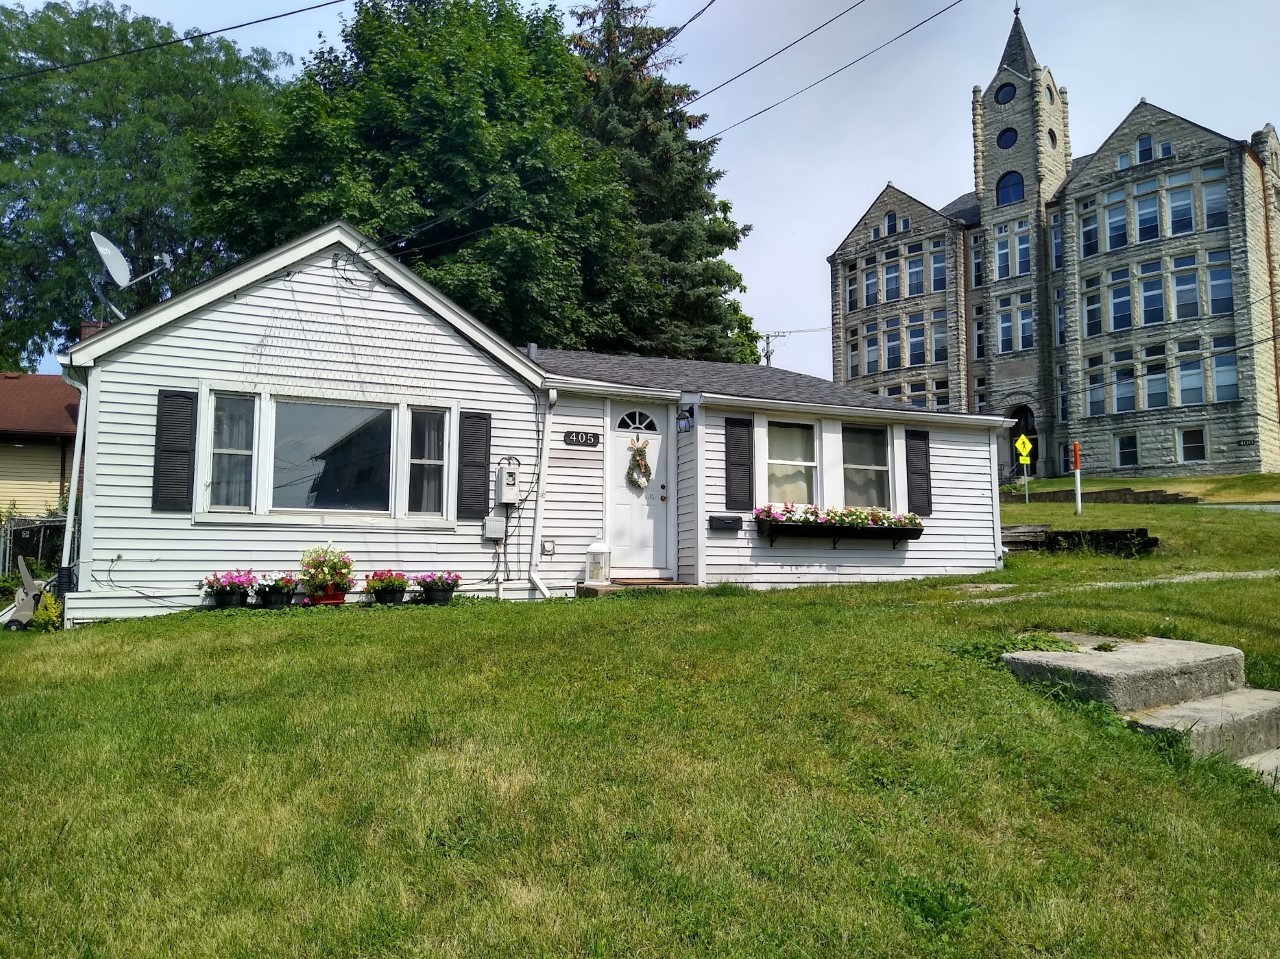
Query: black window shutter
905 429 933 517
152 390 198 512
457 410 492 519
724 417 754 511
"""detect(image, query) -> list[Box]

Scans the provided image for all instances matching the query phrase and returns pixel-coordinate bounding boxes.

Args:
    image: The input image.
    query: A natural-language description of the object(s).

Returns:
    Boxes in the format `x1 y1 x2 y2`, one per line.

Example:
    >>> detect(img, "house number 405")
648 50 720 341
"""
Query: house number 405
563 431 601 448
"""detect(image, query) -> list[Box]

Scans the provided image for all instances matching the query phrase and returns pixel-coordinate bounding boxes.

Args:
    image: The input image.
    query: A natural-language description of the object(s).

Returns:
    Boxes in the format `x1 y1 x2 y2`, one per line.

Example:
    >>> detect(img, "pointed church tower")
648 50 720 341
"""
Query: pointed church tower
972 9 1070 219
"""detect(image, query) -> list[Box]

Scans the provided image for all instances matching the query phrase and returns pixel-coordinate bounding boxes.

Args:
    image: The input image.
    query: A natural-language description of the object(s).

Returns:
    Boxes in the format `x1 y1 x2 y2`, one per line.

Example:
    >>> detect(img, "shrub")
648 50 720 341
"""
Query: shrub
29 593 63 633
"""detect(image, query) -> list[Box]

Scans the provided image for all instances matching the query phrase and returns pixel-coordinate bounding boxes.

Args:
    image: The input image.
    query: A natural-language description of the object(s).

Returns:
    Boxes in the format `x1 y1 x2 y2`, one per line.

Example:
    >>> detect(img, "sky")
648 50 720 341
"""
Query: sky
25 0 1280 377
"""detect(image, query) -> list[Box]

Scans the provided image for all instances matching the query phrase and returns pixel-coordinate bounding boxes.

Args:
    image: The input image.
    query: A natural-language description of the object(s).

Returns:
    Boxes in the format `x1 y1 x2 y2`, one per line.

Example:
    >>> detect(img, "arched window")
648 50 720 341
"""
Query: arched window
885 211 897 235
996 171 1024 206
616 410 658 432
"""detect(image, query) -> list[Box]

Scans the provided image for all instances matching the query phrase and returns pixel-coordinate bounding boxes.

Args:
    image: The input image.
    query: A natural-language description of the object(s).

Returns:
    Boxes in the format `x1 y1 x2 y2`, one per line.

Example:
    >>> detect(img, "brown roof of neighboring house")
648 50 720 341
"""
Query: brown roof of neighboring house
0 373 79 438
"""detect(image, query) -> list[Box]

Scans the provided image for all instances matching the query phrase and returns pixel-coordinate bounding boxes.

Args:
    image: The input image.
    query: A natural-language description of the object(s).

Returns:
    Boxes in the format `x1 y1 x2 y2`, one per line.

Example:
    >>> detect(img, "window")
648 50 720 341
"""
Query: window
932 312 948 363
1137 135 1153 164
996 171 1024 206
999 308 1014 354
1136 194 1160 242
997 128 1018 149
1106 203 1127 250
872 226 881 240
1117 153 1132 171
1203 178 1228 229
767 423 816 503
1169 187 1194 235
886 330 902 370
908 257 925 296
1213 335 1238 401
1086 357 1105 416
1116 434 1138 468
1209 262 1233 314
843 426 890 507
1083 278 1102 337
932 252 947 291
995 83 1016 104
865 336 880 374
885 211 897 235
935 380 950 411
1178 358 1204 405
1051 224 1064 270
1019 299 1034 351
1054 288 1066 346
1142 276 1165 325
1174 271 1199 320
972 246 984 287
886 385 903 398
1080 213 1099 258
1145 362 1169 409
273 401 393 511
1110 270 1132 331
973 320 985 359
1055 363 1069 422
1160 141 1173 158
900 216 910 232
845 267 858 312
1016 233 1031 275
908 382 927 407
885 263 900 302
847 338 859 379
210 393 255 510
617 410 658 432
996 237 1011 280
409 410 446 515
1181 428 1207 462
909 326 926 366
864 269 879 307
1114 362 1136 413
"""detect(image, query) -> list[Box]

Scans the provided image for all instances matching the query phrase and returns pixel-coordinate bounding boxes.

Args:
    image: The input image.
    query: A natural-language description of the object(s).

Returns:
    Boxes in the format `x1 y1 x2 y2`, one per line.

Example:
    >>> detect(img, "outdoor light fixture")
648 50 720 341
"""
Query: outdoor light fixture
676 405 696 433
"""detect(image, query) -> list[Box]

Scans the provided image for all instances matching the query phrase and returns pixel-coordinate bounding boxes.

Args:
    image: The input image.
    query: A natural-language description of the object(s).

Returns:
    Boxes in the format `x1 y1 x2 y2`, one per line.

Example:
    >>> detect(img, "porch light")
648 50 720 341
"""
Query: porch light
676 405 696 433
585 540 611 584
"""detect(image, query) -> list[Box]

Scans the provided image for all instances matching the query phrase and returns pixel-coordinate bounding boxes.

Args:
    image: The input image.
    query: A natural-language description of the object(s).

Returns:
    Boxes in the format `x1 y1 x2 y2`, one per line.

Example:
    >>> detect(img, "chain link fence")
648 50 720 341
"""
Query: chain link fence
0 516 71 578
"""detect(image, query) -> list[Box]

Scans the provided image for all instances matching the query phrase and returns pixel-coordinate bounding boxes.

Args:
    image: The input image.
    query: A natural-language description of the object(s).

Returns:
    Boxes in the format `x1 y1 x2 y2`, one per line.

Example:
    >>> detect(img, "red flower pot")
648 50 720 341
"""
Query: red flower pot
310 584 347 606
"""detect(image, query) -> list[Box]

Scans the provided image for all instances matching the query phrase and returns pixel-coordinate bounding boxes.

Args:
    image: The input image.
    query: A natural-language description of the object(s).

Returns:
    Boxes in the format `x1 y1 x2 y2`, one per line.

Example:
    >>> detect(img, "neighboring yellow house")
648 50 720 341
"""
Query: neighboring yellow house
0 373 79 516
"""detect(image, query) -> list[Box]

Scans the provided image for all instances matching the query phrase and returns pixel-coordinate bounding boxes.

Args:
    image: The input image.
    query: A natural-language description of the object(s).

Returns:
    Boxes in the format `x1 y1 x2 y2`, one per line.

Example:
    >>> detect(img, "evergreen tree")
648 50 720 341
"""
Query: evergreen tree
570 0 758 363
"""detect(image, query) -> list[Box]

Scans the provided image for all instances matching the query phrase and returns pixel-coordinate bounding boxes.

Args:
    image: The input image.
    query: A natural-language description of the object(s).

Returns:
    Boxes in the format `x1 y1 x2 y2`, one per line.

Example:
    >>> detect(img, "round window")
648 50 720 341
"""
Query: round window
997 128 1018 149
1048 129 1058 149
995 83 1016 105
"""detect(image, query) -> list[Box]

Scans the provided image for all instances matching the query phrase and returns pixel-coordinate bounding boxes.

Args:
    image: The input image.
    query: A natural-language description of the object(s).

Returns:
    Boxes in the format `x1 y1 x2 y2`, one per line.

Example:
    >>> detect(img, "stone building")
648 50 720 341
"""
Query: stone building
829 11 1280 477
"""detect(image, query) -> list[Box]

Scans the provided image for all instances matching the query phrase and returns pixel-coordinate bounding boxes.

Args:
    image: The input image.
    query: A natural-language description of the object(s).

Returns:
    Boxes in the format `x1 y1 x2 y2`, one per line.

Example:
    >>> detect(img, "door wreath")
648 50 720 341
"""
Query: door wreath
626 438 652 490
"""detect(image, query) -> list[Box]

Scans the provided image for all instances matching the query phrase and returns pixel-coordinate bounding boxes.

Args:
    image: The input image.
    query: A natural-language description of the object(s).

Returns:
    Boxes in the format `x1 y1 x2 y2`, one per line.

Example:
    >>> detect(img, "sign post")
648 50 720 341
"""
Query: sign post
1015 433 1033 505
1073 441 1083 515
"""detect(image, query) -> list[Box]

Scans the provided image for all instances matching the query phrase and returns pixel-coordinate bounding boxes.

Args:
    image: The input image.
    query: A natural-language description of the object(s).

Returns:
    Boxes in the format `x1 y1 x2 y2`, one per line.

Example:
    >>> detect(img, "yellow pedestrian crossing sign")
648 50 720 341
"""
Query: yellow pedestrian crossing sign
1015 433 1033 457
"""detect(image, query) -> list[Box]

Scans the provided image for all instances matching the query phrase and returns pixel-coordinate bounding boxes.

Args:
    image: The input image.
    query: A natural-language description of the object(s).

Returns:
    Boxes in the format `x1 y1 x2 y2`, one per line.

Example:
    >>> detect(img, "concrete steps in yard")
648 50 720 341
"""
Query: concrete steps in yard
1003 632 1280 791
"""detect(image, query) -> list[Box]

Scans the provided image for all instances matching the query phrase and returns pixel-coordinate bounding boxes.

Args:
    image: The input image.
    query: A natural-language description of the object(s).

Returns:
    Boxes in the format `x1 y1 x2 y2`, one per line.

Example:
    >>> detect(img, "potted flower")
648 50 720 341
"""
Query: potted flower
752 504 924 547
413 571 461 606
200 569 257 609
365 570 409 605
254 572 298 610
299 543 355 605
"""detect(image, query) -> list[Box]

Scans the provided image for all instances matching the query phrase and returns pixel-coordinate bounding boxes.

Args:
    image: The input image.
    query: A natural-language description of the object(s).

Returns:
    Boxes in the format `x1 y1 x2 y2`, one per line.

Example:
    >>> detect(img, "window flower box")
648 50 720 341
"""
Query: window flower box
752 504 924 549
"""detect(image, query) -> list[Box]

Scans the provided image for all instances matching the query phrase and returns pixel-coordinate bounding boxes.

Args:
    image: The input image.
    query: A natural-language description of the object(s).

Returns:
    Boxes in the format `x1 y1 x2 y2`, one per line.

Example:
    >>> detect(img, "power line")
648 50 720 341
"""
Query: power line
0 0 350 84
684 0 874 109
699 0 969 143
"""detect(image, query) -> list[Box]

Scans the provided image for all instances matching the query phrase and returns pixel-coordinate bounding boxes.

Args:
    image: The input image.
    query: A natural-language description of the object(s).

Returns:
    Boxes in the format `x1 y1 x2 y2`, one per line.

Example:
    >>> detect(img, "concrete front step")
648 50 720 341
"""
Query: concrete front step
1240 748 1280 789
1001 633 1245 713
1130 688 1280 761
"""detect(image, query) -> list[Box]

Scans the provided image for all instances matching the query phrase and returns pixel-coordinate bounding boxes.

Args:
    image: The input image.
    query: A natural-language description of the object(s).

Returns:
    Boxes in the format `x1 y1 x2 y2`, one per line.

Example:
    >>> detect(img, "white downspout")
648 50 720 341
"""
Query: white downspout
59 366 89 576
528 387 556 598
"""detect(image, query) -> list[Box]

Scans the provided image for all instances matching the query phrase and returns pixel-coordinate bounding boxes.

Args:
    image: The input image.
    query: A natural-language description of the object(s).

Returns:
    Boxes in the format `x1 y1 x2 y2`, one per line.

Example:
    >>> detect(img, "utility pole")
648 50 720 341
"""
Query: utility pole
758 327 831 368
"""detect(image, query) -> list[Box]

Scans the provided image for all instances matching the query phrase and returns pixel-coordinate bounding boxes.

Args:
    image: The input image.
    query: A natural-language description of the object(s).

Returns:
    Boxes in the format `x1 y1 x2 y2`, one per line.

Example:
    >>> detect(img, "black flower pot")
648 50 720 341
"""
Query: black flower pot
257 591 294 610
372 587 406 605
211 592 249 609
420 586 455 606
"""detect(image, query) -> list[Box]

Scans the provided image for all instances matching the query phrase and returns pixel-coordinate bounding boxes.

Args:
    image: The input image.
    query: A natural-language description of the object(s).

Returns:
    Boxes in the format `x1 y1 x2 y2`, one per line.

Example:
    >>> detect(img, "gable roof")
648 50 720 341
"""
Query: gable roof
831 183 964 255
535 349 993 424
998 13 1038 79
939 191 981 226
63 221 545 387
0 373 79 438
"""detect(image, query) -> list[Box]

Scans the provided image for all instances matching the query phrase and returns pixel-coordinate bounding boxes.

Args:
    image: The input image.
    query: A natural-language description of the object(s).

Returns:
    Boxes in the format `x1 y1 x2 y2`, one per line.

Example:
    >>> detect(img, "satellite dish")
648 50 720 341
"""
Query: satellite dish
91 231 132 287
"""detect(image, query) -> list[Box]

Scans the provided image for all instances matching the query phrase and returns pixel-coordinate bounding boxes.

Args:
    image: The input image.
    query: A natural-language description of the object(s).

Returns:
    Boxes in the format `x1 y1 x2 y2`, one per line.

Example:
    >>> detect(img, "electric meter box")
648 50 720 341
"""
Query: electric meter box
495 466 520 505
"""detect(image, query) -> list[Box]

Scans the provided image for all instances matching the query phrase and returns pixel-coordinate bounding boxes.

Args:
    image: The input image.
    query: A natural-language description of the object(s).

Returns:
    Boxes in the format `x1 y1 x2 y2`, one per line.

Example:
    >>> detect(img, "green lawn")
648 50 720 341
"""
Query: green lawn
1015 470 1280 502
4 506 1280 957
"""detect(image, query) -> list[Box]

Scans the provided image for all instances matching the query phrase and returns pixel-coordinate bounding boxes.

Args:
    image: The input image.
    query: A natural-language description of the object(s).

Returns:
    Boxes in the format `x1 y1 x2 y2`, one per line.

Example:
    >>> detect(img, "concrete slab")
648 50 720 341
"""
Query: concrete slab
1240 747 1280 790
1001 634 1244 712
1130 688 1280 760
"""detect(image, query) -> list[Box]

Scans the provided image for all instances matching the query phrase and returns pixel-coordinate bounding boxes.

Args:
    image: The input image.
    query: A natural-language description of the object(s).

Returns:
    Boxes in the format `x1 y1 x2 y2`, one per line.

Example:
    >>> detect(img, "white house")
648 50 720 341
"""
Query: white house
58 222 1009 624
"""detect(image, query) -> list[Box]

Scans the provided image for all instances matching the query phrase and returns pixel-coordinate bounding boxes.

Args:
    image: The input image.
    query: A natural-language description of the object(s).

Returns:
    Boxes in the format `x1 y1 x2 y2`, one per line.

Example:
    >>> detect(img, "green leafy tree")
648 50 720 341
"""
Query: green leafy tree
0 1 284 371
196 0 637 351
571 0 758 363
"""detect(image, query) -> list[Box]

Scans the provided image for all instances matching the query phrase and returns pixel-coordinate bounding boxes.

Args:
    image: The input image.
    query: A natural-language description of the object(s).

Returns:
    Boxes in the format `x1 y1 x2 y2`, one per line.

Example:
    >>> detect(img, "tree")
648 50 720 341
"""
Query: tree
195 0 638 352
570 0 758 363
0 2 283 371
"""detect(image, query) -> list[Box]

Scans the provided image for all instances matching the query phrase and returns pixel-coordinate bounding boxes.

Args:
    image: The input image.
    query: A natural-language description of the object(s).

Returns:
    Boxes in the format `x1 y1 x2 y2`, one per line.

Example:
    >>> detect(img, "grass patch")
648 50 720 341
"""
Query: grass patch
4 508 1280 956
1016 471 1280 503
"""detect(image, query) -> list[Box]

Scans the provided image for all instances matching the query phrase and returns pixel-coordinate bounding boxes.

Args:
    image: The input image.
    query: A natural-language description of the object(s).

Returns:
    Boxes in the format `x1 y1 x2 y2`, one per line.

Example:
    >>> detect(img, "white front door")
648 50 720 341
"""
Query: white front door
609 405 669 574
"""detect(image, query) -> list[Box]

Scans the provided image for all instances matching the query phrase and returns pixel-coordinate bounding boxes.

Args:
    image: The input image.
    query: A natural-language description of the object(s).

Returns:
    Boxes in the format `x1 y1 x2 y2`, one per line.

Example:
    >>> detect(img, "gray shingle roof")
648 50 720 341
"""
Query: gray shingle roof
940 191 980 226
534 349 920 414
999 14 1038 79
